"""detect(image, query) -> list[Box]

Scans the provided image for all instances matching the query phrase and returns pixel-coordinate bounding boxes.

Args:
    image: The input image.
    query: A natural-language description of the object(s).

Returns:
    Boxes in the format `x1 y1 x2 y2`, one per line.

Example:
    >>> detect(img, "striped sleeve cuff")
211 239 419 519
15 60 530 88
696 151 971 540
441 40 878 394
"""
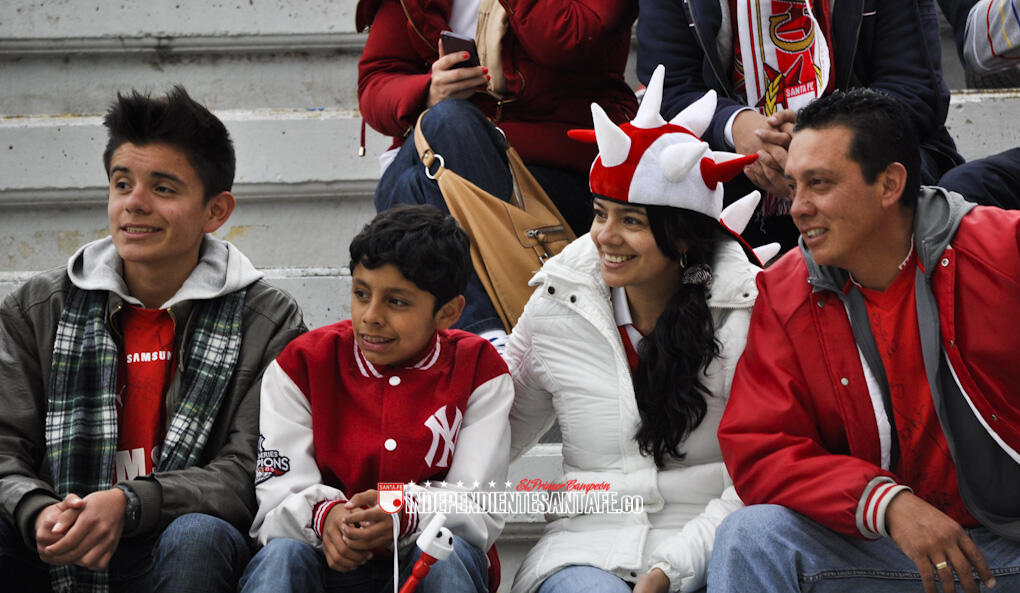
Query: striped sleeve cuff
312 498 347 539
399 492 419 537
856 477 911 539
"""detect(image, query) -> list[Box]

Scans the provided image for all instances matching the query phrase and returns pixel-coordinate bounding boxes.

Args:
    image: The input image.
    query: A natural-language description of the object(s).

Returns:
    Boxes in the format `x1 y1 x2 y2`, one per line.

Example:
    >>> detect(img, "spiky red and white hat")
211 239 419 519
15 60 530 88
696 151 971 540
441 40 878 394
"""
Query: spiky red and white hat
569 64 780 265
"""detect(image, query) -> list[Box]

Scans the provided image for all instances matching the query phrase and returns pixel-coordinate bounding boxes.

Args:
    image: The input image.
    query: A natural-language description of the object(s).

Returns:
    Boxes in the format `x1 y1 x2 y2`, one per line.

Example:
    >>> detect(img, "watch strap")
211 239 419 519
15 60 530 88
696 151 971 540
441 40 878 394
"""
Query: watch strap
114 483 142 534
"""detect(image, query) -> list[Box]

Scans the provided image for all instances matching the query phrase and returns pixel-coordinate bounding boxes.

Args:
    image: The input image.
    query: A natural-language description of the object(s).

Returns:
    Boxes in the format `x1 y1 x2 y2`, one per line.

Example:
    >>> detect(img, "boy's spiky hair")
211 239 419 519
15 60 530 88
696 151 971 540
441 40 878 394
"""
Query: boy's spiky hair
102 85 235 200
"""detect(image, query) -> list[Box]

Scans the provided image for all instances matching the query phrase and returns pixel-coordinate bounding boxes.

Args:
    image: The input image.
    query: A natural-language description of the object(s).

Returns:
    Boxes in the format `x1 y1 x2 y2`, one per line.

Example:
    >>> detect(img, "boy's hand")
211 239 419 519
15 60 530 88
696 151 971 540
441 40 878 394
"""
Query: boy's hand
343 489 399 551
35 494 87 560
39 488 126 570
322 504 372 572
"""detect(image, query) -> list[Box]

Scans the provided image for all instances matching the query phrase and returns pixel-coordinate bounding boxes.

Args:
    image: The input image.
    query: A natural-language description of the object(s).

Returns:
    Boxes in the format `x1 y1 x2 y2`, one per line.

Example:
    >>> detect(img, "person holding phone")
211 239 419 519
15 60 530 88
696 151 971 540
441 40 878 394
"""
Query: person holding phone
356 0 638 347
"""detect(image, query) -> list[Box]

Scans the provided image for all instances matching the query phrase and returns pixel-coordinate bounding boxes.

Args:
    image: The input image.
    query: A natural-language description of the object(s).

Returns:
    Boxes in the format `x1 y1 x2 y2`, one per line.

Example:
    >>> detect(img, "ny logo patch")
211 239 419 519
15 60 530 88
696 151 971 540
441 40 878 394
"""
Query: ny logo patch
423 405 462 468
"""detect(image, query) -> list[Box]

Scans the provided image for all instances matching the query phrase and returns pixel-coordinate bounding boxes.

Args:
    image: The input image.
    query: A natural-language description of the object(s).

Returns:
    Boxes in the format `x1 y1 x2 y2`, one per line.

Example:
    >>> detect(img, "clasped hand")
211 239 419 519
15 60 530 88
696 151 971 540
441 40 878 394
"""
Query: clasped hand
34 489 127 570
322 489 400 573
732 109 797 198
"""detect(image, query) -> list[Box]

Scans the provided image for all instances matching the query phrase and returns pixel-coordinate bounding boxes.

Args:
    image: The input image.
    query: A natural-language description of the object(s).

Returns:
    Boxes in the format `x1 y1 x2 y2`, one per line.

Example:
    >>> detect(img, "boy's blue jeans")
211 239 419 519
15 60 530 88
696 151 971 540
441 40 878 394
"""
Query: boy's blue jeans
239 533 488 593
708 505 1020 593
0 512 249 592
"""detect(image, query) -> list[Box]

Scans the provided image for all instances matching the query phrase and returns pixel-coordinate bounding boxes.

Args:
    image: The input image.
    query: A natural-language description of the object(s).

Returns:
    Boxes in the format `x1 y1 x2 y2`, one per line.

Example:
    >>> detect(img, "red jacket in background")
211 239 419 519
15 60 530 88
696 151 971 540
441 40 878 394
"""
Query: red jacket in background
356 0 638 174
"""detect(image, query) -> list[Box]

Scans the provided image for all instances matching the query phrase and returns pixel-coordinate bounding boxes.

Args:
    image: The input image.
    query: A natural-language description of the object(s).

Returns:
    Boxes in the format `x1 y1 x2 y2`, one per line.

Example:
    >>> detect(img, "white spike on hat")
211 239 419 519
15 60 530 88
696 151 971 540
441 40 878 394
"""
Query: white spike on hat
720 190 761 235
591 103 631 167
632 65 668 129
670 89 717 138
660 141 710 182
753 243 782 265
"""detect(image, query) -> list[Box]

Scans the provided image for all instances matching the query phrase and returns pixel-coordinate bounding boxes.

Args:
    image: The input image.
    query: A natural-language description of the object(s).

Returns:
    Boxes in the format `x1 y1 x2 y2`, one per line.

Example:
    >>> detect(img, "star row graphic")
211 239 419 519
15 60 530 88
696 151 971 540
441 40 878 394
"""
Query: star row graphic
406 480 514 489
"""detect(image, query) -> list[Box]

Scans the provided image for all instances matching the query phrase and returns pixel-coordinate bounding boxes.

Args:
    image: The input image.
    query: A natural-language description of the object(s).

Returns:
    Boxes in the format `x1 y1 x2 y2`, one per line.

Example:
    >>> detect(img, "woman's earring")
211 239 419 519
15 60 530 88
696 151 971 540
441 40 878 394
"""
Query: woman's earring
679 251 688 269
681 264 713 289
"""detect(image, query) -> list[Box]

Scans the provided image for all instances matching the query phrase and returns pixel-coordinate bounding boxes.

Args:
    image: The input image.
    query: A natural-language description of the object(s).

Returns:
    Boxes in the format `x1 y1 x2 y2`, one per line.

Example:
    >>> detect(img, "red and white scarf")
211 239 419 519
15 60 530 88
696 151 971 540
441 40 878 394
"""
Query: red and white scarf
734 0 832 116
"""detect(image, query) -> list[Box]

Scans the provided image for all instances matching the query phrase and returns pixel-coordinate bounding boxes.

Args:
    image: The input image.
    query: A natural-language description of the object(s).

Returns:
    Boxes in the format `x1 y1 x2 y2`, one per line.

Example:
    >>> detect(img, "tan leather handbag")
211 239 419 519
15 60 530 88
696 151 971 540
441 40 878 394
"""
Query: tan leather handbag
412 111 576 331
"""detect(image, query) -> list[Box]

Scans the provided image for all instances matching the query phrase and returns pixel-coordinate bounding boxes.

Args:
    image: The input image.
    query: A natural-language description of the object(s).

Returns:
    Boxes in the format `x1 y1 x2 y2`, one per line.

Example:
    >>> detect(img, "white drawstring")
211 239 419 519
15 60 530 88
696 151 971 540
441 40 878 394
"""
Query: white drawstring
392 512 401 593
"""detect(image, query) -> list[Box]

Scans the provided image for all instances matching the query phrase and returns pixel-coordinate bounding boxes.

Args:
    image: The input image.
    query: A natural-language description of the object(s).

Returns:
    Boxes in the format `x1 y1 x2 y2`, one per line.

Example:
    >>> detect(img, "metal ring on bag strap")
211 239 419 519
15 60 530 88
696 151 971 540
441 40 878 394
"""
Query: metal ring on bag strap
424 153 445 180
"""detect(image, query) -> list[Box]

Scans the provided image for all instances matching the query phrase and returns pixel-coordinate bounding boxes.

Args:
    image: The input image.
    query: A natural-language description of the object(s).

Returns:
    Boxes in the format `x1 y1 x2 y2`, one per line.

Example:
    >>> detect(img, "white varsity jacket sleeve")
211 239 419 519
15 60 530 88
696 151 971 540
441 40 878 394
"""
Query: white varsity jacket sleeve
401 372 514 551
250 360 347 549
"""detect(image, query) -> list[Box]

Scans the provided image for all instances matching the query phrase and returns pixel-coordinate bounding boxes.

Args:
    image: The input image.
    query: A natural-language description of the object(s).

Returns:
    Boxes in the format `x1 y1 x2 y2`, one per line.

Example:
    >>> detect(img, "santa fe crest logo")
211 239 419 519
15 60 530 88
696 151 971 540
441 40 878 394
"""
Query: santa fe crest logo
378 482 404 514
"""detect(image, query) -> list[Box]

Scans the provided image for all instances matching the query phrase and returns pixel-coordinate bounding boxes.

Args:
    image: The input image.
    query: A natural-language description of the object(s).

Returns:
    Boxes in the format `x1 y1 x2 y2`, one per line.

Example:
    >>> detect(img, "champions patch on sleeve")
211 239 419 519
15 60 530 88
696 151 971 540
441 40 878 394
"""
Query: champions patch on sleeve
255 435 291 484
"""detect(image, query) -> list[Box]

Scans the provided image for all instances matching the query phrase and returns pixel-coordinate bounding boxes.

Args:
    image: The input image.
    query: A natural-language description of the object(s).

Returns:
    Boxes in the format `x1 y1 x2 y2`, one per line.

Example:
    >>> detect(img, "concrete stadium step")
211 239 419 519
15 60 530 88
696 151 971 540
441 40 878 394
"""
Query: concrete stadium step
1 0 365 115
0 109 388 274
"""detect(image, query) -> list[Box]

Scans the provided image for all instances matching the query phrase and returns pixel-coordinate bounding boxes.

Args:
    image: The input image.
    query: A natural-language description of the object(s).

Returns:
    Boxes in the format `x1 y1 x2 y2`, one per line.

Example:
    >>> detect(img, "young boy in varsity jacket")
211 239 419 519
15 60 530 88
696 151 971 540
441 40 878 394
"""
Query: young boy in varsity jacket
242 205 513 593
0 87 306 593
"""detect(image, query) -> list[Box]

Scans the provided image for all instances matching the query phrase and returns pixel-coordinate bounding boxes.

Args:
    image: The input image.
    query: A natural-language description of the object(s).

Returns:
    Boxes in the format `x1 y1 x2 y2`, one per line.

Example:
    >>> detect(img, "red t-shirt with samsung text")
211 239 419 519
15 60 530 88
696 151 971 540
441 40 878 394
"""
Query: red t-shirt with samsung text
115 305 175 483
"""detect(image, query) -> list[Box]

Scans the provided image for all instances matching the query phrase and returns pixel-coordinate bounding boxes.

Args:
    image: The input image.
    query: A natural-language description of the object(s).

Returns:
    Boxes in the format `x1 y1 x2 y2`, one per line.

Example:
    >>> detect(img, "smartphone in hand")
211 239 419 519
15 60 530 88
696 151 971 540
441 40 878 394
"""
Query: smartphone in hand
439 31 480 69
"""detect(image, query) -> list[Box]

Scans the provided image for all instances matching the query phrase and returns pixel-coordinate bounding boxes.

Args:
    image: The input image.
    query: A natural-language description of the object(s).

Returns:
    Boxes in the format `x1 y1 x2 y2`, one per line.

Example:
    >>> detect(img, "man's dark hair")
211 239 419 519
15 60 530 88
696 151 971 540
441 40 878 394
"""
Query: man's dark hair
795 88 920 208
349 205 471 311
102 85 235 201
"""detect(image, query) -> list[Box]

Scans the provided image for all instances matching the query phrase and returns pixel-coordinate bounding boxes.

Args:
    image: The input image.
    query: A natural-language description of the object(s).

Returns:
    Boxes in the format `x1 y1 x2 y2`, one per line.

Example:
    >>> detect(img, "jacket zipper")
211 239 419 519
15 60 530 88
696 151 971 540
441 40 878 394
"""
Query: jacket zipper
166 306 191 416
108 302 123 340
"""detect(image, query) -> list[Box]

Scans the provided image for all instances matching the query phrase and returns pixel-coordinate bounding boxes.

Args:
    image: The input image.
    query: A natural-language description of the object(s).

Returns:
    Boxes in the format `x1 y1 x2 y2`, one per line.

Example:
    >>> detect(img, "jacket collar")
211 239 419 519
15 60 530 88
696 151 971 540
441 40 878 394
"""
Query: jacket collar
352 331 443 379
532 233 758 308
67 235 263 310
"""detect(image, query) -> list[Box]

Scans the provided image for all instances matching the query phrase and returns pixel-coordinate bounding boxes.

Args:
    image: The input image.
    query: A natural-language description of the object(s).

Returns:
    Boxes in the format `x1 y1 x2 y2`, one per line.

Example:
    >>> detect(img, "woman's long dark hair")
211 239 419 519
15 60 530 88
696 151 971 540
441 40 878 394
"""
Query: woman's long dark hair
633 205 723 468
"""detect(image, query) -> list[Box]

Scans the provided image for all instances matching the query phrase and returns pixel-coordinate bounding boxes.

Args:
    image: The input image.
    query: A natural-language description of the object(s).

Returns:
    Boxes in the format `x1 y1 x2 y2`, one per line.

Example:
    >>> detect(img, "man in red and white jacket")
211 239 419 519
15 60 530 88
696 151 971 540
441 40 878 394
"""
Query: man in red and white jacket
710 89 1020 593
242 206 513 593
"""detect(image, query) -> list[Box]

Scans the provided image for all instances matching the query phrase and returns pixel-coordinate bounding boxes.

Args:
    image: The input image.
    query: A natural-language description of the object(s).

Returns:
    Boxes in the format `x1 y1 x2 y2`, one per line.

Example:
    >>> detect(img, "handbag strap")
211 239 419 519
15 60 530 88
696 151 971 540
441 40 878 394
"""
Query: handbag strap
413 111 445 181
411 109 525 208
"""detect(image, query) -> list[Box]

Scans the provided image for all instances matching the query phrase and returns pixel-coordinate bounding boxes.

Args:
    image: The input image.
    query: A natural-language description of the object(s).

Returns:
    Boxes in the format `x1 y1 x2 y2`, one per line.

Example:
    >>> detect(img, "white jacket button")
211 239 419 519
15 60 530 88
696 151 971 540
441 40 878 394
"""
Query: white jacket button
840 377 849 386
389 376 401 386
384 438 397 451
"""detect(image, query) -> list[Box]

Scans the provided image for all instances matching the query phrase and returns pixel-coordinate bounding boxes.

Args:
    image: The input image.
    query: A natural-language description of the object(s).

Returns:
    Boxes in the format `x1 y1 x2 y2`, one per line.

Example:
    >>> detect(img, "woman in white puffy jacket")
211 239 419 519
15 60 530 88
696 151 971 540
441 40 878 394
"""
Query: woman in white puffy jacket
505 68 769 593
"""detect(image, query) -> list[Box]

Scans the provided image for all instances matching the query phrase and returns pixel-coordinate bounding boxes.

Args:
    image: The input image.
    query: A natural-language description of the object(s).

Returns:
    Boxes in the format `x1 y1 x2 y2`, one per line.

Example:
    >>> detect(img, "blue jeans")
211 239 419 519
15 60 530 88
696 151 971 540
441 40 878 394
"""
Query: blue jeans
239 533 489 593
536 565 707 593
0 512 249 593
708 505 1020 593
537 565 632 593
374 98 592 334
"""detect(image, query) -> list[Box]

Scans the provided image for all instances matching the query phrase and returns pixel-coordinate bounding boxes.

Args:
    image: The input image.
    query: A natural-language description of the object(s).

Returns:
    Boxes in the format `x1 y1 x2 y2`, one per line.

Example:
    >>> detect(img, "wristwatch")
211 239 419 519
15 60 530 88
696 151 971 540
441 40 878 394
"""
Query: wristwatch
115 483 141 534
